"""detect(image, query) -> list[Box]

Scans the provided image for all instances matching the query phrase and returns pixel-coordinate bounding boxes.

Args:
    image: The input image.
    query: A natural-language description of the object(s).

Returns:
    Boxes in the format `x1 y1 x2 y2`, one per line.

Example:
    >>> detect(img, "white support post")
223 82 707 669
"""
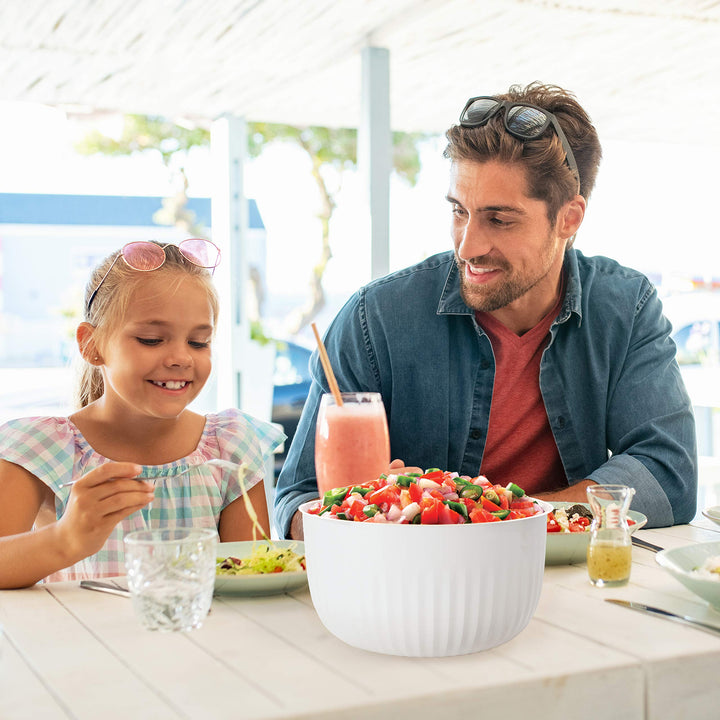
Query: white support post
210 114 248 412
359 46 391 280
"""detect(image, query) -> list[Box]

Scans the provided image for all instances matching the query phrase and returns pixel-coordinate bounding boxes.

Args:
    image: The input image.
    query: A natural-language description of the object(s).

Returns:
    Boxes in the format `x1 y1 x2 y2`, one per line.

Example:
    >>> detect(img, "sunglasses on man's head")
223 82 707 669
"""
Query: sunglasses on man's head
458 96 580 189
86 238 221 314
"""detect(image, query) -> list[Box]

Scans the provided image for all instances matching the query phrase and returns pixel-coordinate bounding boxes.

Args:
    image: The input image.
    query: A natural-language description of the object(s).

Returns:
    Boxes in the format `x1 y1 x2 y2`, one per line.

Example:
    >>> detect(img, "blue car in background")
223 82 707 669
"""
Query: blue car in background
271 341 313 479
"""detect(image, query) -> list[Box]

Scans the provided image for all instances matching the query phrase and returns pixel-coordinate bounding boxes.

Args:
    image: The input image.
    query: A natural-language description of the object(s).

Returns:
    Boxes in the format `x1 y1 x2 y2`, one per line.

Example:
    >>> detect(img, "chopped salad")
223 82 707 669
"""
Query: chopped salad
306 469 543 524
216 543 306 575
546 503 636 534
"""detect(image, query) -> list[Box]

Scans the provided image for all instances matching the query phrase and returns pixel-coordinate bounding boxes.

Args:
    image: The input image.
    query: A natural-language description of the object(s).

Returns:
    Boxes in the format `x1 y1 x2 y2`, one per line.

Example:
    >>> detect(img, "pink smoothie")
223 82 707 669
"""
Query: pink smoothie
315 402 390 496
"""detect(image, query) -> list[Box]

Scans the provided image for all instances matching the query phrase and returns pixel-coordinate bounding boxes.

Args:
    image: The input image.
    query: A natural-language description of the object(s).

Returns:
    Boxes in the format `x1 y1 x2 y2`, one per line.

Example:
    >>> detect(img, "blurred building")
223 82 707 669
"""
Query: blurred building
0 192 265 367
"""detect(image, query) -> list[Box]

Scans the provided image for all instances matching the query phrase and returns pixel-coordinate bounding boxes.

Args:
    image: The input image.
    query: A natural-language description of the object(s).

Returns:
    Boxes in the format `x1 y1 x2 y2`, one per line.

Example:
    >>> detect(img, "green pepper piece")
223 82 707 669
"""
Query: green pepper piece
322 487 350 507
410 513 422 524
363 504 380 518
483 488 500 505
445 500 469 521
349 486 372 496
459 483 482 500
424 467 442 474
506 482 525 498
395 474 418 488
318 505 332 516
491 509 511 520
336 512 350 521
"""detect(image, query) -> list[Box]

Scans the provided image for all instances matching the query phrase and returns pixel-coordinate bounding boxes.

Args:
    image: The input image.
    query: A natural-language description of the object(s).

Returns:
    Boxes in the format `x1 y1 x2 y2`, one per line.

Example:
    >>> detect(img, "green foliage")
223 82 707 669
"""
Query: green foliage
75 115 210 165
76 116 431 186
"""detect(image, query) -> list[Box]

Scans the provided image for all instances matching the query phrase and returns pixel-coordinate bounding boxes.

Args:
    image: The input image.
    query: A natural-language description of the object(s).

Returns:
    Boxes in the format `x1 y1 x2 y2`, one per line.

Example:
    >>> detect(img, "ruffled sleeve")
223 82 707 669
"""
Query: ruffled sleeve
200 409 285 506
0 417 94 493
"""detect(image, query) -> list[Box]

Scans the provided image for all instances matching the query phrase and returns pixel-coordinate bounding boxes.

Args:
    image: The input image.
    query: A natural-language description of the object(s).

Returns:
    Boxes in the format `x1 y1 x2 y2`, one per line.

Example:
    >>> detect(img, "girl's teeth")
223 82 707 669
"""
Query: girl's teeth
154 381 187 389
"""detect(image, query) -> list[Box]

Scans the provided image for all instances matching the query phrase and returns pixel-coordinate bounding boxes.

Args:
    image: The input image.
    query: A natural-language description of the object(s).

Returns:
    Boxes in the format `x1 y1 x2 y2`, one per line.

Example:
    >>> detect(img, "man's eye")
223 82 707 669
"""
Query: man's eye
136 337 161 346
451 205 466 216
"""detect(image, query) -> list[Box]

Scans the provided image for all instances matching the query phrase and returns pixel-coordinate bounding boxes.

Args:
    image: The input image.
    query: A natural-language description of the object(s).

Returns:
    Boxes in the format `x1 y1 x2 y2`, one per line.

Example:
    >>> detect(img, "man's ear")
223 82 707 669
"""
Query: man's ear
76 322 103 366
558 195 586 242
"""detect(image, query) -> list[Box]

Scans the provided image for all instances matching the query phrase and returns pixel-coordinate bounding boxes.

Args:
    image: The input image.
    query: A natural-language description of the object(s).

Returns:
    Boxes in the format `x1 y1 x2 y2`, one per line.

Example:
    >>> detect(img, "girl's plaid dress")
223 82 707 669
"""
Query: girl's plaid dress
1 409 285 581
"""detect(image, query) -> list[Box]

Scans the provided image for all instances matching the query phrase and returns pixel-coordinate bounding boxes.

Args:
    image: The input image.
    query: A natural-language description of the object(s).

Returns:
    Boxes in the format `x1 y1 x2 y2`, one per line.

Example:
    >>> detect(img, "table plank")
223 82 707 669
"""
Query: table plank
0 626 67 720
0 586 179 720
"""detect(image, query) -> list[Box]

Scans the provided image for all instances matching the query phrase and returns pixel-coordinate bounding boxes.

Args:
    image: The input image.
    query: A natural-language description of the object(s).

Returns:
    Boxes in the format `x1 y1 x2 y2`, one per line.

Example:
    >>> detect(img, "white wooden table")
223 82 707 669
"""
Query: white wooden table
2 518 720 720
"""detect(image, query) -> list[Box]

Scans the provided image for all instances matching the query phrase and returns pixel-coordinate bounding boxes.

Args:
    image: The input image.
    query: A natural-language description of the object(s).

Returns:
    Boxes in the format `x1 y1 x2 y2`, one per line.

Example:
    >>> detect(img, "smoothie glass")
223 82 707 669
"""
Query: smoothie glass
315 392 390 498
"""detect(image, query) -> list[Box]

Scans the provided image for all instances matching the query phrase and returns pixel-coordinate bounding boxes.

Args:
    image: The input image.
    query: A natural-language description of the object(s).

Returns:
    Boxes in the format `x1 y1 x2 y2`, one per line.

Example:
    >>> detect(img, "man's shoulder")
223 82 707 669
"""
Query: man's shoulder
573 249 649 285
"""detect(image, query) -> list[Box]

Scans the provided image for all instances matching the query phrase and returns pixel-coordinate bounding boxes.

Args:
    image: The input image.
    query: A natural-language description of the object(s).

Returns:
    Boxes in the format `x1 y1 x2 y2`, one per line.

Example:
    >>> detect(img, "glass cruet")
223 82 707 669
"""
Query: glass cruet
586 484 636 587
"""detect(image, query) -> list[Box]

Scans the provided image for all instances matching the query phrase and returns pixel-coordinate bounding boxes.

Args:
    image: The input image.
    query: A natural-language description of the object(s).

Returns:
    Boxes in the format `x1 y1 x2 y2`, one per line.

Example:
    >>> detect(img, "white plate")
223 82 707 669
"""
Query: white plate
545 501 647 566
702 506 720 527
214 540 307 596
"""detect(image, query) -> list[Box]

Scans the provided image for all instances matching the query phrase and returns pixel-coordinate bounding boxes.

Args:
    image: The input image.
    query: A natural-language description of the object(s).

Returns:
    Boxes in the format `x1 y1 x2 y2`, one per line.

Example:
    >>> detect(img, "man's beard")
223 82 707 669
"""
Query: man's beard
455 254 548 312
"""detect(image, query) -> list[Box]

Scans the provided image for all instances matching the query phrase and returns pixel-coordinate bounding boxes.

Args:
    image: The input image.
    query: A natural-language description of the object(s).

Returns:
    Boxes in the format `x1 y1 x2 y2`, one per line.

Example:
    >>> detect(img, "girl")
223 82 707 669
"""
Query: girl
0 239 284 588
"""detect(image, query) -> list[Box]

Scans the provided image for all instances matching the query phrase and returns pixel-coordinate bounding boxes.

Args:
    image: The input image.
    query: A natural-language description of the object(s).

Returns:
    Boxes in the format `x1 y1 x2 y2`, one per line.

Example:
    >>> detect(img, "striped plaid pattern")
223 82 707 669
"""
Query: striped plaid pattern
1 409 285 582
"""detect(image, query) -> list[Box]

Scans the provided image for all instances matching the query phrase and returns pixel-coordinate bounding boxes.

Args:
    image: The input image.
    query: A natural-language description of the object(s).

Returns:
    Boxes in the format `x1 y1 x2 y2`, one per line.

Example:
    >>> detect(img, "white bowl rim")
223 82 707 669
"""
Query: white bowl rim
656 540 720 580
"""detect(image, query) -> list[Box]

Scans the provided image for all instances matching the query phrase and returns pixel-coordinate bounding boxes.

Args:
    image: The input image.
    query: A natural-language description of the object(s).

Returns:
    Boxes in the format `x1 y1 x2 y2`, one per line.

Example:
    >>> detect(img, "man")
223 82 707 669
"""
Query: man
274 82 697 539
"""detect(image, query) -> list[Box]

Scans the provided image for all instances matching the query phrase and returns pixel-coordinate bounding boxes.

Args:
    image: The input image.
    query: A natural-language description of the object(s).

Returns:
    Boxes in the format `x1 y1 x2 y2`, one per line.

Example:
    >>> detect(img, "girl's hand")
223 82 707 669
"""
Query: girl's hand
57 462 154 563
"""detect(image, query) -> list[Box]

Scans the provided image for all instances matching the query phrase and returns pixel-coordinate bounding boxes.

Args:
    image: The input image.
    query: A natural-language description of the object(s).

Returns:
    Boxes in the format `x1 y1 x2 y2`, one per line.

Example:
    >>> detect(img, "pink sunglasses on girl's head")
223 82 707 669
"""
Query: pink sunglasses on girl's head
86 238 221 314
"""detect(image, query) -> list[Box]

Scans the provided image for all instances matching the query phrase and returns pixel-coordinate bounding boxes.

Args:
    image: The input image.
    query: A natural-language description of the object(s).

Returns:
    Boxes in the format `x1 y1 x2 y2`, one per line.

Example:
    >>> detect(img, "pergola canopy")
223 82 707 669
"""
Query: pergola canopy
1 0 718 143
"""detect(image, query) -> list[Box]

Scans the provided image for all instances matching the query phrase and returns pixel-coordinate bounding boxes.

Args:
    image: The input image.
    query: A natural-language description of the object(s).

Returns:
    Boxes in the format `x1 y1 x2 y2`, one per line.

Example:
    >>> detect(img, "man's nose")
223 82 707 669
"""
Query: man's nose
457 222 493 260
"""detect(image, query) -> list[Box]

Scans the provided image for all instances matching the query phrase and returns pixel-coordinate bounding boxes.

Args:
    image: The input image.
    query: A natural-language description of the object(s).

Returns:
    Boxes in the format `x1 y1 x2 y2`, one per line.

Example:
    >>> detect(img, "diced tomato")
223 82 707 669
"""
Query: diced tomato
365 485 400 505
421 470 444 481
568 522 587 533
408 481 423 504
347 499 366 518
481 496 502 513
546 511 561 532
420 497 441 524
510 499 535 511
470 507 501 523
462 498 476 512
438 503 464 524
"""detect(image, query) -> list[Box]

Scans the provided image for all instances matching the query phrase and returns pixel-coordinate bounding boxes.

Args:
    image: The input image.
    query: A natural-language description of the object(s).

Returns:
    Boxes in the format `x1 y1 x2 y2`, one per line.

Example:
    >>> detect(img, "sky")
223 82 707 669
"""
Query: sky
2 99 719 338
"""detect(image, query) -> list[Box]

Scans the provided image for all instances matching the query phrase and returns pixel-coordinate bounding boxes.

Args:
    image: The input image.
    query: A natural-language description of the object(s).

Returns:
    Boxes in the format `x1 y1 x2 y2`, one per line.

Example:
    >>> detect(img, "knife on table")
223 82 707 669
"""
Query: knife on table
80 580 131 598
630 536 664 553
605 598 720 638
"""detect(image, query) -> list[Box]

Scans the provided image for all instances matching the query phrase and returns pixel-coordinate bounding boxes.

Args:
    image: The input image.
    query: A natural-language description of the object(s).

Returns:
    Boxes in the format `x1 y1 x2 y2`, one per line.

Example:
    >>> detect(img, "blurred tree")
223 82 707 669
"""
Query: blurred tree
75 115 431 334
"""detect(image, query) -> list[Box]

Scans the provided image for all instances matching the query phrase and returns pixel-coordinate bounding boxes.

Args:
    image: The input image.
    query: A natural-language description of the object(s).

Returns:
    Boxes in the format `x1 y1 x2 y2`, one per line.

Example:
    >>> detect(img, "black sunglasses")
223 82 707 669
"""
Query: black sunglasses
459 96 580 189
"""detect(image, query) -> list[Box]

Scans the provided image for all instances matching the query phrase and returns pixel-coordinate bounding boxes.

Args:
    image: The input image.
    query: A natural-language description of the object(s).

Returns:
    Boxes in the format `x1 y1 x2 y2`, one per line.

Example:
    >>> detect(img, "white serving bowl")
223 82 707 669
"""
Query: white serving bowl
300 498 552 657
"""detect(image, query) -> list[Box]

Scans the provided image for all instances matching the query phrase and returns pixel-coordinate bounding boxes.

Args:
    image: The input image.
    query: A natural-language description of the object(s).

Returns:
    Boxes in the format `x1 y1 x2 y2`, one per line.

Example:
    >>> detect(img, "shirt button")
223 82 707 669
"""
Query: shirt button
470 429 483 440
480 360 491 370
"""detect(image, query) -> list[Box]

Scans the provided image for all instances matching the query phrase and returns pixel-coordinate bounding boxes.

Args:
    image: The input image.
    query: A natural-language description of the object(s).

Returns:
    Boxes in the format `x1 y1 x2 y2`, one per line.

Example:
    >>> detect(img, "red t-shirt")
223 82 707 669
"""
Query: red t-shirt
475 293 567 495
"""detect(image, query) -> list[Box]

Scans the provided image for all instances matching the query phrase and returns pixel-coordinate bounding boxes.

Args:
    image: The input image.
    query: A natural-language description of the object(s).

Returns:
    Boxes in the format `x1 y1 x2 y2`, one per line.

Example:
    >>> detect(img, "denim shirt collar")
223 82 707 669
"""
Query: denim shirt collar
437 248 584 327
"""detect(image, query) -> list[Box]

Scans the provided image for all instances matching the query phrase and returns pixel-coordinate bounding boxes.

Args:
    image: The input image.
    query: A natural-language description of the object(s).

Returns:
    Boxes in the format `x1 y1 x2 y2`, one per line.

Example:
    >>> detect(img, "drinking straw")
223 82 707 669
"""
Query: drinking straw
311 322 344 406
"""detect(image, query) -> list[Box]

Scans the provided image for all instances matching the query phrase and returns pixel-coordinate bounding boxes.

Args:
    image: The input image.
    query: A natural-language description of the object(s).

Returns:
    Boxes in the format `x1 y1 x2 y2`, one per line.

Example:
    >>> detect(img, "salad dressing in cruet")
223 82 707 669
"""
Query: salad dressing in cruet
586 485 635 587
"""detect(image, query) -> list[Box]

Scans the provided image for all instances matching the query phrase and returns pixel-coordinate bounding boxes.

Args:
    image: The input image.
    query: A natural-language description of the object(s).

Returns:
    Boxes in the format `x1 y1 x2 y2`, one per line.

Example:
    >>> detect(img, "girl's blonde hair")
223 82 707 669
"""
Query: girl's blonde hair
74 241 220 408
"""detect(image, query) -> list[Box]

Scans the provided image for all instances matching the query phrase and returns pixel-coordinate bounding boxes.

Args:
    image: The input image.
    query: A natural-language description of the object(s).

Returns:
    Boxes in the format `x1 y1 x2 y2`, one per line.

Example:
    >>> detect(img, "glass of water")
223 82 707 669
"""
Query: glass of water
124 528 217 632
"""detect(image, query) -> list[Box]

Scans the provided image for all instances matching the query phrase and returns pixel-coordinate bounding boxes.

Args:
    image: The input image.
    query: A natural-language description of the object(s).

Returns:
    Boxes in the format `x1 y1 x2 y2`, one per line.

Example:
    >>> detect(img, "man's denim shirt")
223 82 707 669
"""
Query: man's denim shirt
274 249 698 536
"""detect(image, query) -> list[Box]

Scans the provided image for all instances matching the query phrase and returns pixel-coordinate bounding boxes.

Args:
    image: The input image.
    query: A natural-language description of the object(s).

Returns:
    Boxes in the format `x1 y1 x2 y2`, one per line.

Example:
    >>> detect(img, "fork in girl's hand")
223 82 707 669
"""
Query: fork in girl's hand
59 458 246 488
